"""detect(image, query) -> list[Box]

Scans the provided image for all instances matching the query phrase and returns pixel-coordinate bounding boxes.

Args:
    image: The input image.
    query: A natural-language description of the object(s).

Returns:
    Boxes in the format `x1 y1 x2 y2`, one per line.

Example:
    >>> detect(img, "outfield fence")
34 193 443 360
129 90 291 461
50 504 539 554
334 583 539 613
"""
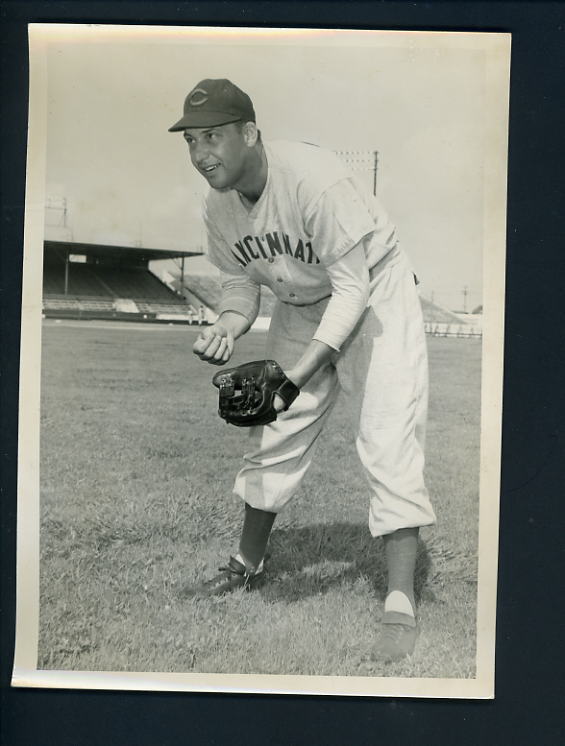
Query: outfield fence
424 322 482 338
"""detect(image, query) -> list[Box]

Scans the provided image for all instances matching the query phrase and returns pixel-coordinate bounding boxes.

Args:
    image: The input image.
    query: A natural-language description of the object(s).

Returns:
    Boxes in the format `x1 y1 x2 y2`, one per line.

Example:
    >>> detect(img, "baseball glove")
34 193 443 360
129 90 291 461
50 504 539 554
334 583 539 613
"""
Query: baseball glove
212 360 300 427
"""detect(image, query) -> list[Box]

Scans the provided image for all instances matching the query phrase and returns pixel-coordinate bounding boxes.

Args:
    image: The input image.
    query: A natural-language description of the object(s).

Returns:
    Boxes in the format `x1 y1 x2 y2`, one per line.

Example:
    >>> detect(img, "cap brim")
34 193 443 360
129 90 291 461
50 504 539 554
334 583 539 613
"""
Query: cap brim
168 112 243 132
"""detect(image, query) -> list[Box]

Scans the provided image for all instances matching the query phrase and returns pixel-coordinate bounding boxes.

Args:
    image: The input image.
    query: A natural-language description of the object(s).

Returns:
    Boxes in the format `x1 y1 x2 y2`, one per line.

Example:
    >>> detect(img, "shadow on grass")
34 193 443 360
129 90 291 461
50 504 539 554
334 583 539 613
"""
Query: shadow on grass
263 522 433 605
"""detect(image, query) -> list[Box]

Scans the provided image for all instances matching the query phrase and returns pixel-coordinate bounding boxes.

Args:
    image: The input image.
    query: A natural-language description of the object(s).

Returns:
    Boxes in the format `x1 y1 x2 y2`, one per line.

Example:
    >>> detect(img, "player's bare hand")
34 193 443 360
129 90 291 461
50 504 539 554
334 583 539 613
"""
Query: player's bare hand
193 323 234 365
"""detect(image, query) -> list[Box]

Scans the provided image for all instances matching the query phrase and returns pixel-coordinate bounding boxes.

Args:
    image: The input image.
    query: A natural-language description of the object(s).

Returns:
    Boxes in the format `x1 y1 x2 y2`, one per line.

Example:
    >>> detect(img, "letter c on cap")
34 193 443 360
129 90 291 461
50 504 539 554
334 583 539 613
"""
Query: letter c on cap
189 88 208 107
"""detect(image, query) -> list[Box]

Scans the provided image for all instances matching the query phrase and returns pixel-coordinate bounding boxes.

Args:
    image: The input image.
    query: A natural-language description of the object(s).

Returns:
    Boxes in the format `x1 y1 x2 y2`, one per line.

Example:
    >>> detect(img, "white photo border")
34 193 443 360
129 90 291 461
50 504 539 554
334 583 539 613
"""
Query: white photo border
12 23 510 699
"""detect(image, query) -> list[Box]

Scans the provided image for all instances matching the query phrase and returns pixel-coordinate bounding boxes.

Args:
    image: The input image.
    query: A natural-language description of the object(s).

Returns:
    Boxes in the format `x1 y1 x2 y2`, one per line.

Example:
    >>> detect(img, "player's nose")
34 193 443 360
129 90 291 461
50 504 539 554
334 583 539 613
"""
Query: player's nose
191 141 210 166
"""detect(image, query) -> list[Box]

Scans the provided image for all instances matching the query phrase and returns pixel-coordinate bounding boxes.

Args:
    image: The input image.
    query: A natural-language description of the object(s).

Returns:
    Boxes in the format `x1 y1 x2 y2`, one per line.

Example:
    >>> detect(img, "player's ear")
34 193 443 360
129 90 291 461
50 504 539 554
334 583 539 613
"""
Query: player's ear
241 121 259 147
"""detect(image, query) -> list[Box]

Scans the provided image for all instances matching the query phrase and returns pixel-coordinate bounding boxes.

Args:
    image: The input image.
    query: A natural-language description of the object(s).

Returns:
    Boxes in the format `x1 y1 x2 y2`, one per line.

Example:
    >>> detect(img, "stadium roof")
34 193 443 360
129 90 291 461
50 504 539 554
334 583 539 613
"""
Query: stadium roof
44 240 202 262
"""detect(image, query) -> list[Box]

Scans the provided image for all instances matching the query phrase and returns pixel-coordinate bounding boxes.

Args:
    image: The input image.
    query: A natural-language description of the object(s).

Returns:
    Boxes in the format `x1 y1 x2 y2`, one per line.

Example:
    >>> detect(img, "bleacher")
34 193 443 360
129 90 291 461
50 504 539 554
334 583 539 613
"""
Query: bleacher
43 264 185 302
42 241 208 323
43 296 103 312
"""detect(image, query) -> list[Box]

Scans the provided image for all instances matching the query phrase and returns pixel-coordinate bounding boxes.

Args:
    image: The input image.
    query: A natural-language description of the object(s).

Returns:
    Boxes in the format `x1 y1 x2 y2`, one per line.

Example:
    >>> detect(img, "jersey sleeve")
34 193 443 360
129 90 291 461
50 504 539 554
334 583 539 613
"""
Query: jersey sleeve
217 270 261 327
311 241 370 351
203 197 261 326
302 178 376 266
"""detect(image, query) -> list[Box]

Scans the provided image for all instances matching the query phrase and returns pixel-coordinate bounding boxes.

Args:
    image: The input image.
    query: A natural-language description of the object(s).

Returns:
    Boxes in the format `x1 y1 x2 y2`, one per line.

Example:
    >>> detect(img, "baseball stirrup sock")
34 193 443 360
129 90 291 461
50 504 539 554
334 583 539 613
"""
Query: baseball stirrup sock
383 527 419 617
238 503 276 571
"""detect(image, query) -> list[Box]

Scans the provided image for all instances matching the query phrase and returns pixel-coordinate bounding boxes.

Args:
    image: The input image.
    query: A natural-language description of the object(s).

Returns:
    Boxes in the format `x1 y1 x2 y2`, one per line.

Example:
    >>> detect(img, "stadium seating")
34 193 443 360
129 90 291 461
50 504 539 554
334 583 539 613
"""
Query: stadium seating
43 296 83 311
43 264 184 303
42 260 202 320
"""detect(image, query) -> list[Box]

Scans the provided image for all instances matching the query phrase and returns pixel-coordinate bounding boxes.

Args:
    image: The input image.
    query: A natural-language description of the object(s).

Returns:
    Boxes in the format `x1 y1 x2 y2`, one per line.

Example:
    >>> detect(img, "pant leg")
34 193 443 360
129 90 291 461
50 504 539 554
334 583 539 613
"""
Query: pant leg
336 251 436 537
233 298 340 512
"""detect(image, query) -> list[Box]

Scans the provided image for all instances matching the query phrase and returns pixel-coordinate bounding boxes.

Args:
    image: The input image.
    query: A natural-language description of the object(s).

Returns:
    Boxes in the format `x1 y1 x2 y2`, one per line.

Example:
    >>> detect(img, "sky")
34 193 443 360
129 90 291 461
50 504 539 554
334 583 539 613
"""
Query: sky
40 26 509 311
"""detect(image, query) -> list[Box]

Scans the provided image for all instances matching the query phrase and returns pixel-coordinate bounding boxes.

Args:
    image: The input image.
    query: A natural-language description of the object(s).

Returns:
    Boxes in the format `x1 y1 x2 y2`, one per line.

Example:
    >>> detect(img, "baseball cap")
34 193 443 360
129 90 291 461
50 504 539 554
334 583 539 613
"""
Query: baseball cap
168 79 256 131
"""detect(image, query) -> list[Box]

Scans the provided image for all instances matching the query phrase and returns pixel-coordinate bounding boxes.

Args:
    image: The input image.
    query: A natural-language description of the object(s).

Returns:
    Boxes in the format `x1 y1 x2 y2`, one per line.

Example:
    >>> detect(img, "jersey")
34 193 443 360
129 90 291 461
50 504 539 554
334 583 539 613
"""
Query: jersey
202 141 398 325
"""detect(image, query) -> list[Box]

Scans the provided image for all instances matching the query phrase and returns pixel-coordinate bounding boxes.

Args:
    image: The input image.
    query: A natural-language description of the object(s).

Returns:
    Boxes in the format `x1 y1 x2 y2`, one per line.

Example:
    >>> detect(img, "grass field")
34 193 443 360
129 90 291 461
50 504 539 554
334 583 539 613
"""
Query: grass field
38 320 481 680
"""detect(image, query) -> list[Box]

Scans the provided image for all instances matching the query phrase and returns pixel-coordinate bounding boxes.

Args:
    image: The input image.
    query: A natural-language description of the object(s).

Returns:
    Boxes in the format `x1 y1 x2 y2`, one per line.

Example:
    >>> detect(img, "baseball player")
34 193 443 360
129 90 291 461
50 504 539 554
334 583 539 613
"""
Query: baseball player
169 79 436 661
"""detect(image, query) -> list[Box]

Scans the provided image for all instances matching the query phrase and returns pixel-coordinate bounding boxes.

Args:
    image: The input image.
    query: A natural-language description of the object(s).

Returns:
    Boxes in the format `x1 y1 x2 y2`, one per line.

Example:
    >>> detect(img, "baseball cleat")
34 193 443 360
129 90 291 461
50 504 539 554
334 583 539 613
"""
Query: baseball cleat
180 555 264 598
373 612 419 662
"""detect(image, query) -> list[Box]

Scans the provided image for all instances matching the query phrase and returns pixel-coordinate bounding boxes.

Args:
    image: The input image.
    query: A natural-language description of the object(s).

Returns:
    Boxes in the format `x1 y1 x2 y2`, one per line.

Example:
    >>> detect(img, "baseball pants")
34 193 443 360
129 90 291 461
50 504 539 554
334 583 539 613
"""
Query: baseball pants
233 248 437 537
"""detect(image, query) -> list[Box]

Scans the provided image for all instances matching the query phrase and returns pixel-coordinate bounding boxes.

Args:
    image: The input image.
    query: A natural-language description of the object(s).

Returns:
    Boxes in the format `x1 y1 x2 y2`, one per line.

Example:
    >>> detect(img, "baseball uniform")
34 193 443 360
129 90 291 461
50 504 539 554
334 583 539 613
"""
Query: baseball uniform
203 140 436 537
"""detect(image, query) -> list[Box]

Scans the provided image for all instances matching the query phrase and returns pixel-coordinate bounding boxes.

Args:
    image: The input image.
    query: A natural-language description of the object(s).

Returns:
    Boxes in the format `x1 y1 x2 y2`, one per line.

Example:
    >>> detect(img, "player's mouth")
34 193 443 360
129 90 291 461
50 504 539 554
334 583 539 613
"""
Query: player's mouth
200 163 221 175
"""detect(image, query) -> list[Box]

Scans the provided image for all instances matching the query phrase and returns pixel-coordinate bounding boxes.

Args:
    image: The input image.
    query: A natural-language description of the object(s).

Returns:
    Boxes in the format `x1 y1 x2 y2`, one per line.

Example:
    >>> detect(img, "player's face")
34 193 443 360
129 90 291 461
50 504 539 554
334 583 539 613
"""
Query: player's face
183 123 251 190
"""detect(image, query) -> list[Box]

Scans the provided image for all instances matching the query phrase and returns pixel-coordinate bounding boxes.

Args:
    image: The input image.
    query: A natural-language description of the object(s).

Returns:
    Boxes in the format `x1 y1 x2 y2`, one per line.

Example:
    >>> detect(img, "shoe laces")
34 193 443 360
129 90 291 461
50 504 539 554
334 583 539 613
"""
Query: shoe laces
241 570 254 590
215 561 255 589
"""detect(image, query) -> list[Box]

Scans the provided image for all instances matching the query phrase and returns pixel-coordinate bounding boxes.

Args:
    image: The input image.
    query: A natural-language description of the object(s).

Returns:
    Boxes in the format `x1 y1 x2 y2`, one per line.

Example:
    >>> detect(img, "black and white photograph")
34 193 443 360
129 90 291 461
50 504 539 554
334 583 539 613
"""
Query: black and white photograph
13 24 509 698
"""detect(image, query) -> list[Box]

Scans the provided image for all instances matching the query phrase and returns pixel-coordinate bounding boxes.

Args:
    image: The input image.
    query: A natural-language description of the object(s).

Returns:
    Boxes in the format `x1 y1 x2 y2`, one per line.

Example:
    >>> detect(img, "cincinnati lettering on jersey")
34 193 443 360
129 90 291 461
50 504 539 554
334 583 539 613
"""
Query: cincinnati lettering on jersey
231 232 321 268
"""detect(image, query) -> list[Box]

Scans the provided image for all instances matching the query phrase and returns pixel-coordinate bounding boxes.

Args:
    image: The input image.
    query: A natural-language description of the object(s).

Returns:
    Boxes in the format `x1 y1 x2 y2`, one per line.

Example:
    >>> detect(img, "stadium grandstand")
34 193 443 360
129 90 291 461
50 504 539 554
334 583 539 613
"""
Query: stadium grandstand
42 240 215 324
